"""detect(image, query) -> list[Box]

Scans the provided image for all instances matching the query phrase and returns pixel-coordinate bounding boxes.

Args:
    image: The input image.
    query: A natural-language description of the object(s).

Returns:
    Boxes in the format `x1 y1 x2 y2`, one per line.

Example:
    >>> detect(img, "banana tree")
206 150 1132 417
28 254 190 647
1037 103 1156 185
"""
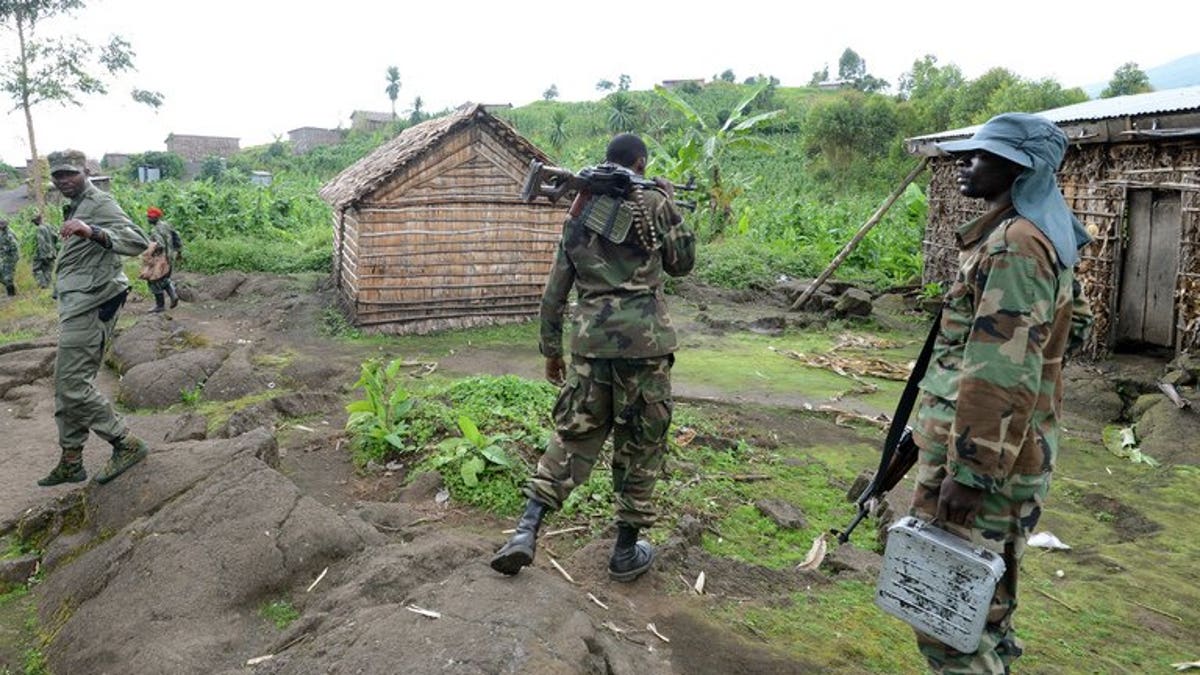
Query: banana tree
652 84 782 237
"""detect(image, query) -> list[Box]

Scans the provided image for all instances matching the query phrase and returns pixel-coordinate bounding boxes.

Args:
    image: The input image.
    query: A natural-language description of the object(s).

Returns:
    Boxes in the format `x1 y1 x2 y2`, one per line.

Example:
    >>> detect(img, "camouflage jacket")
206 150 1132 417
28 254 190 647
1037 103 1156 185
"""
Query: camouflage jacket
35 224 58 262
539 185 695 359
57 182 149 320
150 220 180 265
917 204 1093 490
0 228 17 273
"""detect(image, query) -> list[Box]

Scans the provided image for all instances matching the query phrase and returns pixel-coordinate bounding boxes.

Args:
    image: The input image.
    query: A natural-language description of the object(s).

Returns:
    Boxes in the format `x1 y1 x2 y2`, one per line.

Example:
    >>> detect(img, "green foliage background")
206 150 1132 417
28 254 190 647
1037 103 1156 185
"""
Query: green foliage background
97 57 1084 289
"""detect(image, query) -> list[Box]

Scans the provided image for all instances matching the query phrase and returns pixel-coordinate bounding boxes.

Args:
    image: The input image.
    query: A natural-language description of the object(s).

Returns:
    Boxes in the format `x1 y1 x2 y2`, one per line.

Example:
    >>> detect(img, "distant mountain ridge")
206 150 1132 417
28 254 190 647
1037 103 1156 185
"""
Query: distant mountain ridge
1082 52 1200 97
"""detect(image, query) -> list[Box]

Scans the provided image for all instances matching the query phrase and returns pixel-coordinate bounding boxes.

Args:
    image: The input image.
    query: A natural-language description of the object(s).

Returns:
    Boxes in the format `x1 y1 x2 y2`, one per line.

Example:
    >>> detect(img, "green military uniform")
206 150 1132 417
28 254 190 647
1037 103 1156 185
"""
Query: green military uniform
147 218 180 308
42 149 151 487
528 177 695 528
0 223 18 296
910 207 1093 673
33 221 58 289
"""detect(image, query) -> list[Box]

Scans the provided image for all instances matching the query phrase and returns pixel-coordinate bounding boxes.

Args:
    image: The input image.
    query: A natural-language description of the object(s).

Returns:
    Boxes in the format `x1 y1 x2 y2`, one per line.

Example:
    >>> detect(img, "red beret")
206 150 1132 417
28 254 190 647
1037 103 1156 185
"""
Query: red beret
146 207 163 219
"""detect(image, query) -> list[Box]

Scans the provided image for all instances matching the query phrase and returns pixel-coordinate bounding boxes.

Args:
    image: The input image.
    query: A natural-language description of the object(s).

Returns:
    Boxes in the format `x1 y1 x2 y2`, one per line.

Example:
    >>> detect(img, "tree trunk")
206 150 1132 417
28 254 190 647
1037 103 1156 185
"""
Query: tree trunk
15 12 46 217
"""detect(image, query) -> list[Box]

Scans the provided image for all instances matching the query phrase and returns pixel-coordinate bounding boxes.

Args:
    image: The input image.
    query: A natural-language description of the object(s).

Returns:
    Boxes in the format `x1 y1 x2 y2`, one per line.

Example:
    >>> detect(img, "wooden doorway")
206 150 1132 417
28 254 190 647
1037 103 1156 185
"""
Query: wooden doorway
1117 190 1180 347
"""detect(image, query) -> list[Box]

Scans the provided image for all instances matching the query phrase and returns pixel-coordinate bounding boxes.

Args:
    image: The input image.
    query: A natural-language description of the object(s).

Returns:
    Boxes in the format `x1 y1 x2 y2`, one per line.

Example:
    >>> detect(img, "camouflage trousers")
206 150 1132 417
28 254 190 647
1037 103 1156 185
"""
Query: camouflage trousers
910 396 1051 674
148 272 174 296
54 291 129 450
33 258 54 288
525 354 674 528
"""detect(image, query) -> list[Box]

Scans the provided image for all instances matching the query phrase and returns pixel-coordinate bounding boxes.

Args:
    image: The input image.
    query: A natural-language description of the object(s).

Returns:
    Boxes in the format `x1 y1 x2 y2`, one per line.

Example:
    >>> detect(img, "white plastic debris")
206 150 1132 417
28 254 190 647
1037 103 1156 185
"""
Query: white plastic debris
1028 531 1071 550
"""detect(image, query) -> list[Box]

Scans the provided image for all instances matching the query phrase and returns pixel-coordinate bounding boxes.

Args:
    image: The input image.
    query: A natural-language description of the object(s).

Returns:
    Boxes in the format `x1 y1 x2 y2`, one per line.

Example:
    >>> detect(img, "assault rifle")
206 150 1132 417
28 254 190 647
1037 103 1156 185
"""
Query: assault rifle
519 159 697 212
832 306 943 544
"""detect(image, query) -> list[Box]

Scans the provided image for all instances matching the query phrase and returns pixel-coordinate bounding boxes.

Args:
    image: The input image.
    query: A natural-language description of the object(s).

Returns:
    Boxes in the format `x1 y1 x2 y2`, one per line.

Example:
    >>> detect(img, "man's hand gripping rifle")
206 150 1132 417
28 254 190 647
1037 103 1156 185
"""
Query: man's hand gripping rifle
519 159 697 212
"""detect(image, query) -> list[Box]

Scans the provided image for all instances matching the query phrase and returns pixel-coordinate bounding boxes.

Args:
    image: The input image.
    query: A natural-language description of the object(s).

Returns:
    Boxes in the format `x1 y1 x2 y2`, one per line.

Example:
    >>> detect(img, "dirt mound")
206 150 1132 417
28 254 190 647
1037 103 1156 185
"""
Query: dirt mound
1135 397 1200 465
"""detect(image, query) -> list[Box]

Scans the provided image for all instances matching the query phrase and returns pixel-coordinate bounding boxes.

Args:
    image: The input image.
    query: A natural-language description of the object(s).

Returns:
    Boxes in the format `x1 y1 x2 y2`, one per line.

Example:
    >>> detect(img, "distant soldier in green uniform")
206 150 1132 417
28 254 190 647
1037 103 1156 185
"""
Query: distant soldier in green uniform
910 114 1094 673
491 134 696 582
144 206 180 313
32 214 59 289
0 218 19 296
38 149 152 487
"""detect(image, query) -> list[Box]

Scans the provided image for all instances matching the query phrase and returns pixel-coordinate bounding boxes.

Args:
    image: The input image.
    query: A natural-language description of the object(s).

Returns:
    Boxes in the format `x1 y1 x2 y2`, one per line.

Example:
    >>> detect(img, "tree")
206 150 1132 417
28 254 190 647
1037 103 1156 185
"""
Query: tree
385 66 401 119
596 79 615 92
542 84 558 101
838 47 887 93
717 69 736 83
654 83 782 237
803 91 899 172
1102 62 1152 98
809 64 829 86
897 55 965 133
409 95 424 125
606 91 639 133
617 74 631 91
1 0 162 214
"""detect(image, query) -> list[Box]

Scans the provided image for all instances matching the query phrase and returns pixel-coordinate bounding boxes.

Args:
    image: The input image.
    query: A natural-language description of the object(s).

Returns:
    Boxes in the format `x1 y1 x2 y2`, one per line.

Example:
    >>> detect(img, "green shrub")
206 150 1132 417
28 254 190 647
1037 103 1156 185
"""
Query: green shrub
345 358 419 466
424 415 526 514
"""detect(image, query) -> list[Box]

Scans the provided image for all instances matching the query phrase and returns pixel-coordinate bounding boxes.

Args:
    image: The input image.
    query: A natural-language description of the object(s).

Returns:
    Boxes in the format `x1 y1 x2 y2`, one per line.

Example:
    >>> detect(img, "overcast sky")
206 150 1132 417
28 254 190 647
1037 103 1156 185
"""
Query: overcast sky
2 0 1197 165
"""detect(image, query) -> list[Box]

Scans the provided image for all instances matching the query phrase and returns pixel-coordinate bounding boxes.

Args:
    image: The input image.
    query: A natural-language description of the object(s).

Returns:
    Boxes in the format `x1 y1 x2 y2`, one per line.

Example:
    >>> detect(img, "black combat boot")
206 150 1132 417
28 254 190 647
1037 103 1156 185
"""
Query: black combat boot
149 292 165 313
166 281 178 308
490 499 550 575
608 522 655 582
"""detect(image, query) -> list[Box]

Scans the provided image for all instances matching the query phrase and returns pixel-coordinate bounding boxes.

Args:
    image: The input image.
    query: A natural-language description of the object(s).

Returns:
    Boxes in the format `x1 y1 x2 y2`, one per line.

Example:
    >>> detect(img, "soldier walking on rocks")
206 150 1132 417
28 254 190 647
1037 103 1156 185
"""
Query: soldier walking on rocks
38 149 152 487
144 206 180 313
491 134 696 582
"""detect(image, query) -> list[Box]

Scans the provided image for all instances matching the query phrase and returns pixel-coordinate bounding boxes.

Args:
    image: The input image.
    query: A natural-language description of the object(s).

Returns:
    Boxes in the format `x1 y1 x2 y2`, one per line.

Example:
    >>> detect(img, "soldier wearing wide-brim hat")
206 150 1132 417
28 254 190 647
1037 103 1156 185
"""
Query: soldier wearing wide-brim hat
907 115 1094 672
38 149 153 487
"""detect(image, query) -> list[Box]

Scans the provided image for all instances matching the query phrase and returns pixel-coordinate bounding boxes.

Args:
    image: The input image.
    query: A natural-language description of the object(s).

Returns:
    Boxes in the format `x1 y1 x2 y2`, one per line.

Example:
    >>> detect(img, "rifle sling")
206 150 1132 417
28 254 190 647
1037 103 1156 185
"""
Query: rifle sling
869 305 944 499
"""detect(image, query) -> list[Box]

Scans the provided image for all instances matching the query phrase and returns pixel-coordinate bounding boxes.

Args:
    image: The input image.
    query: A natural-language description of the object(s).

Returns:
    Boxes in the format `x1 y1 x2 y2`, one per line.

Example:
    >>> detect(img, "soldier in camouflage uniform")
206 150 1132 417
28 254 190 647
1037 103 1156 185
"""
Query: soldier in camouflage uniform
32 214 59 289
0 218 17 296
144 206 180 313
491 134 695 582
910 114 1094 673
38 150 152 487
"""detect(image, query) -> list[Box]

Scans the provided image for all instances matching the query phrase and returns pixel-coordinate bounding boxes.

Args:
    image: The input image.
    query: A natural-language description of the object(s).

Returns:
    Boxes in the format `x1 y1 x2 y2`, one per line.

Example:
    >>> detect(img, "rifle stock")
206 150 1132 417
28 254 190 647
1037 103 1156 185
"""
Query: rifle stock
833 428 919 544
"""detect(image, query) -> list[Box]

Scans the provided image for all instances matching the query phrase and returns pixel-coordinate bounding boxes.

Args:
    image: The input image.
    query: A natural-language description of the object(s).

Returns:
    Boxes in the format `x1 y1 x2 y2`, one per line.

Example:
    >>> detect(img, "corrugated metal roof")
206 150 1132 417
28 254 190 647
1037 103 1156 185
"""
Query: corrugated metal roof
909 85 1200 142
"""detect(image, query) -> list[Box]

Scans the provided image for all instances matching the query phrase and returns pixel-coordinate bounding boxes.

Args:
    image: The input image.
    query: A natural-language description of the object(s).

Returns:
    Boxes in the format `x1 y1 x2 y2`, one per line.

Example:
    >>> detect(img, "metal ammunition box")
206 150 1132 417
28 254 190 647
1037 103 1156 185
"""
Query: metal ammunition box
876 516 1006 653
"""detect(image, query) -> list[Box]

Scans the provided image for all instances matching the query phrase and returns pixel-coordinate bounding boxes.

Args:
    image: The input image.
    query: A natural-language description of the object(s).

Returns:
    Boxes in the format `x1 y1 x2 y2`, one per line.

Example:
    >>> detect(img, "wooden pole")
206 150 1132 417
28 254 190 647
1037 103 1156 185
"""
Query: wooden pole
791 157 930 311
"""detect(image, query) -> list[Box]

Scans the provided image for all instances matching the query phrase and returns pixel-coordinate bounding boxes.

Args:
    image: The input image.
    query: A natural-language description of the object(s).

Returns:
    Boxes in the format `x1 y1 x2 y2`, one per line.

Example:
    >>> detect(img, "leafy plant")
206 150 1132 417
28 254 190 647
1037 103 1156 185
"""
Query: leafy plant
180 382 204 406
653 83 783 238
432 416 516 488
345 358 418 465
1101 425 1159 467
259 599 299 630
920 282 944 300
425 415 526 514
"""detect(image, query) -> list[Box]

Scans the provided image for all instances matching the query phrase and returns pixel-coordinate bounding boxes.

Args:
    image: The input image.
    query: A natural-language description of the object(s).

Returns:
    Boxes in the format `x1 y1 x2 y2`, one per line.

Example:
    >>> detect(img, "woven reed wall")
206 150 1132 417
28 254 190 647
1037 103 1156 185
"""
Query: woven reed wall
923 140 1200 356
340 123 563 335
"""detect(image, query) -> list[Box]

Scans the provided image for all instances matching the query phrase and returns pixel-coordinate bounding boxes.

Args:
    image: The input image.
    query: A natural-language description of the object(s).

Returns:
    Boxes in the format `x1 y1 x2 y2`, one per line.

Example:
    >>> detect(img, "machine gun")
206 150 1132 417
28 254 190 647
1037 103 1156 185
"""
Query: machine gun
519 159 697 212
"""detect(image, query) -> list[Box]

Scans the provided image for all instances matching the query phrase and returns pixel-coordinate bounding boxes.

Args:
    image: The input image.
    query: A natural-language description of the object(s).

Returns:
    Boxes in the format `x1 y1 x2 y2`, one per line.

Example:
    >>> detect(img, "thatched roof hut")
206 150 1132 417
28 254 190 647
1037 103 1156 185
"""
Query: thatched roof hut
907 87 1200 356
319 103 563 335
